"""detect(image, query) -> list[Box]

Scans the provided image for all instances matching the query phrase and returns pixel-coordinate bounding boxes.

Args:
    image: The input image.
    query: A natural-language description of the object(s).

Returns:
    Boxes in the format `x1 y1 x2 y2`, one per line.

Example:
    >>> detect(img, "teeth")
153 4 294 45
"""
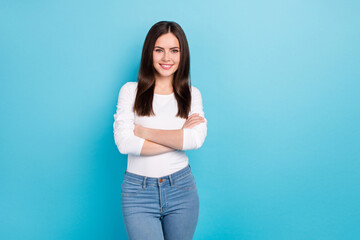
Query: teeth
161 64 172 67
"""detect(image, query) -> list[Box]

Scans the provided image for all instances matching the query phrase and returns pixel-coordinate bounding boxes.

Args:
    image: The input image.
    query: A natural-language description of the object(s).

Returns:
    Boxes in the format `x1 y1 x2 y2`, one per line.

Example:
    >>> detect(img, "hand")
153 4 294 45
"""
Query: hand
182 113 205 129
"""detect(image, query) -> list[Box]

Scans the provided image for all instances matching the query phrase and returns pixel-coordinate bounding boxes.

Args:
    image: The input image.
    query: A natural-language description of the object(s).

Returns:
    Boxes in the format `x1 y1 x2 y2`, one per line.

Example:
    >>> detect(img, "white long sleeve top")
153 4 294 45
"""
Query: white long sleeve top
113 82 207 177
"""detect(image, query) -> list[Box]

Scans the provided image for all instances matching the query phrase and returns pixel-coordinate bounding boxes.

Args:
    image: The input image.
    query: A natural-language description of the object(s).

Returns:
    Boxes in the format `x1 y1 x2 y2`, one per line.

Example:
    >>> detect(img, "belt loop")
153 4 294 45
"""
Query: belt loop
142 177 147 189
169 175 173 186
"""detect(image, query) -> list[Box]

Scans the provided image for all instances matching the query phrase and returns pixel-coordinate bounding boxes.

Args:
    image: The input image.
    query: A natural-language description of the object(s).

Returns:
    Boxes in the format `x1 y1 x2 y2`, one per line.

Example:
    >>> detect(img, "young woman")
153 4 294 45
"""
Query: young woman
113 21 207 240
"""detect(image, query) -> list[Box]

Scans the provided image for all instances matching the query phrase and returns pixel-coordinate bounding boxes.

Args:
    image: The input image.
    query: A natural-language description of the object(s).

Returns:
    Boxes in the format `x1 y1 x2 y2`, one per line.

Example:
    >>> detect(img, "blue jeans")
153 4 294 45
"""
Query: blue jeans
121 164 199 240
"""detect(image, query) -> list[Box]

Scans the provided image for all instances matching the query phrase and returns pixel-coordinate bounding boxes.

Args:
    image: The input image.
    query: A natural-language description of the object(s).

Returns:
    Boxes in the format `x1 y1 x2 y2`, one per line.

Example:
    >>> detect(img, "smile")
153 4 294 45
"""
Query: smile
160 64 173 70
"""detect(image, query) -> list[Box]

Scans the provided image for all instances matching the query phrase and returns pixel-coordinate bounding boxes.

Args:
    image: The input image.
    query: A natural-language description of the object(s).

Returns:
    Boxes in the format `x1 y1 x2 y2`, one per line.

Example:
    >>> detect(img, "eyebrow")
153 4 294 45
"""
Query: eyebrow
154 46 180 49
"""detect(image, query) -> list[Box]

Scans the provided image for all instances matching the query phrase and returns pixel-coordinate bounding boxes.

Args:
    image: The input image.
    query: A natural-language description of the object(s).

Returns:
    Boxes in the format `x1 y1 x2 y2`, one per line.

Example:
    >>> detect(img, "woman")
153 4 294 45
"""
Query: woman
113 21 207 240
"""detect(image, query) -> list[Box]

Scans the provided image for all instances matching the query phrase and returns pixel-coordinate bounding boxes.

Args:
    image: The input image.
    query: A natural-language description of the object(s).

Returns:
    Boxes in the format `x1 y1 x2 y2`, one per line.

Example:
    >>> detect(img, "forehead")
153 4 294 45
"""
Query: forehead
154 33 180 48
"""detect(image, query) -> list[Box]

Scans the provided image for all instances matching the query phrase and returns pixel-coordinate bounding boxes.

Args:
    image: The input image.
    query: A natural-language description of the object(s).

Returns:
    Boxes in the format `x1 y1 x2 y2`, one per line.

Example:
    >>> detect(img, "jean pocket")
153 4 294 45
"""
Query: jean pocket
121 180 144 196
172 173 197 191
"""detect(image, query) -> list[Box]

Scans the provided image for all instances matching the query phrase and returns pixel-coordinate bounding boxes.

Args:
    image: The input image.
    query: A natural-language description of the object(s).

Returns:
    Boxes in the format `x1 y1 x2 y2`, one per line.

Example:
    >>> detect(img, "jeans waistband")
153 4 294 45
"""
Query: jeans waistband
124 164 192 187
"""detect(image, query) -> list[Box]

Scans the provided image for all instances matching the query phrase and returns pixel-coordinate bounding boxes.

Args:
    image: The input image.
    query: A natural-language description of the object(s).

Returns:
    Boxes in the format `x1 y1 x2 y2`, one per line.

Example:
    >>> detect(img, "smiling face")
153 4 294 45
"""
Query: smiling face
152 32 181 81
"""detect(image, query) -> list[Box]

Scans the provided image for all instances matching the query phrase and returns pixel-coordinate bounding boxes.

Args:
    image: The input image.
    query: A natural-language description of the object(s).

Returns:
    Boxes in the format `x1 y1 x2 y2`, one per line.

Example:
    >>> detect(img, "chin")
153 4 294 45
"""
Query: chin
159 74 174 78
156 70 176 77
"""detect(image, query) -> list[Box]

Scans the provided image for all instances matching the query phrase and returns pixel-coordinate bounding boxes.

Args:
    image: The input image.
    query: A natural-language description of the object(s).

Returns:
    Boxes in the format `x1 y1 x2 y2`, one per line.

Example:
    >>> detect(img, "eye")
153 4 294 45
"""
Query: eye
172 49 179 53
155 49 163 52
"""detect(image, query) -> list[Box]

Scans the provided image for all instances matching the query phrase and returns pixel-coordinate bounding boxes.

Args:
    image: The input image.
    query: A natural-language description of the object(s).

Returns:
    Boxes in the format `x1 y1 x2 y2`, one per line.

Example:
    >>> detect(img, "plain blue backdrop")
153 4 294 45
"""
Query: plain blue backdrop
1 0 359 239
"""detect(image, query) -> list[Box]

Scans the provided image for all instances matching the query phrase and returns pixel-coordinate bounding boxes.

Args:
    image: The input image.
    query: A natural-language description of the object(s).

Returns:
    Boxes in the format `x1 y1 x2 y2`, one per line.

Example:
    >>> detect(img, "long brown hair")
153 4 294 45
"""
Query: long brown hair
133 21 191 119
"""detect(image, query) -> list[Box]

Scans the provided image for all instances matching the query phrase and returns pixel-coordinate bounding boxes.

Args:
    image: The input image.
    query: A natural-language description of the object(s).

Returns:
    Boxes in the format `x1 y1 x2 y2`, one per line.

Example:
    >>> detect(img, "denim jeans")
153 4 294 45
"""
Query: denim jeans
121 164 199 240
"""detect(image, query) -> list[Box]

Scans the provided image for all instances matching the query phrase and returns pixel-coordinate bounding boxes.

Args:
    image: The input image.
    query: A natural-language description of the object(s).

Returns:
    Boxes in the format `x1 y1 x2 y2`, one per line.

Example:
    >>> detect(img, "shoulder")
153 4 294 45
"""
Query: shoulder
121 81 138 91
119 82 138 96
190 85 202 97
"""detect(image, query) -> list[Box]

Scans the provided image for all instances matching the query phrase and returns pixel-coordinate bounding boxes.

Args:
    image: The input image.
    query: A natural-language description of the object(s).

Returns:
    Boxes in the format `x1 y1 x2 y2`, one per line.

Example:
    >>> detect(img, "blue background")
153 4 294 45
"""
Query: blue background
1 0 359 239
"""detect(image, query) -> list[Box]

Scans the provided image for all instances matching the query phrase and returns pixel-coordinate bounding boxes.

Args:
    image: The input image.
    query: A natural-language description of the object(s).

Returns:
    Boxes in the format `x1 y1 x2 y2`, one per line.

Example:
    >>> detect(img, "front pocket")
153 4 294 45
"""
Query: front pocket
172 173 197 191
121 180 144 196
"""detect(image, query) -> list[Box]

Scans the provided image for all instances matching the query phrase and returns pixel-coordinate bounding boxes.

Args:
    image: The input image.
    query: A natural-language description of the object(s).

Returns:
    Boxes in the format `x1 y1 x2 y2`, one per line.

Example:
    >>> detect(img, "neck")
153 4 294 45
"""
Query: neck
154 74 173 88
154 74 174 94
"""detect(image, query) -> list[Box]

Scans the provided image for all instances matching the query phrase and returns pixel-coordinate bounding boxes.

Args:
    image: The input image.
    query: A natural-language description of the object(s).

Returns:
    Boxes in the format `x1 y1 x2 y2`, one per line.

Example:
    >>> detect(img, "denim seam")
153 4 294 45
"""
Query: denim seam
172 172 191 182
171 174 196 190
164 188 168 211
121 183 145 196
172 184 197 191
124 179 159 187
123 179 144 185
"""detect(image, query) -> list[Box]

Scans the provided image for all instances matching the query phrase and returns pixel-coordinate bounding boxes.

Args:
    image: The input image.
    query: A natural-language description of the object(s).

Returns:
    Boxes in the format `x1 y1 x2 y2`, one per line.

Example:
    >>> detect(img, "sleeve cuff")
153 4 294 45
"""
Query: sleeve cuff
182 128 195 151
129 136 145 156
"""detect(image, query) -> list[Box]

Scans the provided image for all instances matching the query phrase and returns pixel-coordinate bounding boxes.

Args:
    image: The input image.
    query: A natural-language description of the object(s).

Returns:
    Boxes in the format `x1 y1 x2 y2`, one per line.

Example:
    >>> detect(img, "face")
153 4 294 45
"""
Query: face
153 32 181 80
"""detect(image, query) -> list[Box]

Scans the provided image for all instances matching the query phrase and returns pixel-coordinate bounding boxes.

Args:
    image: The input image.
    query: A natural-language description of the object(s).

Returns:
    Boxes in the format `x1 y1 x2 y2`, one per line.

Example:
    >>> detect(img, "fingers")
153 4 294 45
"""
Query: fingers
188 114 205 121
187 113 204 121
188 115 205 123
183 114 206 129
186 117 205 125
186 121 203 128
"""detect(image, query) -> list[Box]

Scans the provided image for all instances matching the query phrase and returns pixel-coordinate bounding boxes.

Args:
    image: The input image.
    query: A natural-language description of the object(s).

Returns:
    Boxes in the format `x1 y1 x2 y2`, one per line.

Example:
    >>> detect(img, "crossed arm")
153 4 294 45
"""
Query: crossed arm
134 113 205 156
113 83 207 157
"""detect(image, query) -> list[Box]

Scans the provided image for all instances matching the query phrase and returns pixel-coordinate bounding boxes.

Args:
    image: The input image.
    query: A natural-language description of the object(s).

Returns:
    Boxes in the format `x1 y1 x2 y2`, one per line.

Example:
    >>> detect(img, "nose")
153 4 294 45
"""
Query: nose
162 51 170 61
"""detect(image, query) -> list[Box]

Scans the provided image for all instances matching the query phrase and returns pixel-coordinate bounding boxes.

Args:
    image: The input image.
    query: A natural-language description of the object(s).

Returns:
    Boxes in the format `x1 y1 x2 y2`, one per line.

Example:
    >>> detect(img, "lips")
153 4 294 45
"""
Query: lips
159 64 173 70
